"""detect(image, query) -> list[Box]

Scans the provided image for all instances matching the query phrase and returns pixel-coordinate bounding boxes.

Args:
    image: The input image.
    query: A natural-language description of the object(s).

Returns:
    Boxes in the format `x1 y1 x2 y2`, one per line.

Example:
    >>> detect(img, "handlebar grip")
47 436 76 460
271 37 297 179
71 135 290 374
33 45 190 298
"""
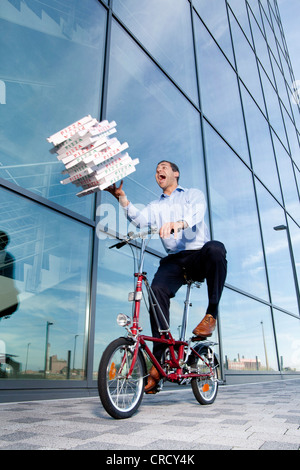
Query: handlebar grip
109 240 127 249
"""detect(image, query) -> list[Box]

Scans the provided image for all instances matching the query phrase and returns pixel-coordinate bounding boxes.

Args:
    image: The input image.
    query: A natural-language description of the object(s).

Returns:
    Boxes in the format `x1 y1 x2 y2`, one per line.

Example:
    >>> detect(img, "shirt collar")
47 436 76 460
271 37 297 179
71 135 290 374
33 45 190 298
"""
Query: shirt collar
160 185 185 199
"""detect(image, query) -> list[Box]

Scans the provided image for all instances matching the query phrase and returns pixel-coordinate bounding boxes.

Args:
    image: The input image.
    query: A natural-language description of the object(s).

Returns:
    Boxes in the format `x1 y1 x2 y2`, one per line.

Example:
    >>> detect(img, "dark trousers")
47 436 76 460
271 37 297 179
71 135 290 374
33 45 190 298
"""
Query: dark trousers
150 241 227 362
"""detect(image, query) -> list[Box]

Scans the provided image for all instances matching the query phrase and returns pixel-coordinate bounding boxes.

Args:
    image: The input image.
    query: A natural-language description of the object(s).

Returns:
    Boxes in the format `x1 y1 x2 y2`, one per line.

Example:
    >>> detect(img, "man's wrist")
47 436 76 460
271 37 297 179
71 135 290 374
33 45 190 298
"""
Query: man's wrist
119 196 130 207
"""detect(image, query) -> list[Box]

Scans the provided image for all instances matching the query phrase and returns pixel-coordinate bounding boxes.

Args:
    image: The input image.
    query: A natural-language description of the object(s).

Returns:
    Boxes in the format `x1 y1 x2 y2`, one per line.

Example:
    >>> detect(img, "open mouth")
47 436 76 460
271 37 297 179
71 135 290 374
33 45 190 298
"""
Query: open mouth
157 174 166 182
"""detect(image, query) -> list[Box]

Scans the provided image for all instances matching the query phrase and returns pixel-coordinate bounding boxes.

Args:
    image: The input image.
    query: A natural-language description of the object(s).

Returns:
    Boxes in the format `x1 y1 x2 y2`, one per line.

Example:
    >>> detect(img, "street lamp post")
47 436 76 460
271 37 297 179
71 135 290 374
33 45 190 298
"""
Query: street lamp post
44 321 53 378
260 321 269 370
273 225 300 314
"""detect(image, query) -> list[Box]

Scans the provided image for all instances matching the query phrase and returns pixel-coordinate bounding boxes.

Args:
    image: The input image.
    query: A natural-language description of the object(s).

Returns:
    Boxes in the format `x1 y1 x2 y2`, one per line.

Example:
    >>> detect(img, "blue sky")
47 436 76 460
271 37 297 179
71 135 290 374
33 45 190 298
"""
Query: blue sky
277 0 300 81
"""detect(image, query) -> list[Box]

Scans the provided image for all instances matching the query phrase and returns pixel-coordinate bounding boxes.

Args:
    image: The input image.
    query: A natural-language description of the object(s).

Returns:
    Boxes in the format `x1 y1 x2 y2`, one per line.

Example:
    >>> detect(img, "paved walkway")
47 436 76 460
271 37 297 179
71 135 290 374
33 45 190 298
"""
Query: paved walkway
0 379 299 451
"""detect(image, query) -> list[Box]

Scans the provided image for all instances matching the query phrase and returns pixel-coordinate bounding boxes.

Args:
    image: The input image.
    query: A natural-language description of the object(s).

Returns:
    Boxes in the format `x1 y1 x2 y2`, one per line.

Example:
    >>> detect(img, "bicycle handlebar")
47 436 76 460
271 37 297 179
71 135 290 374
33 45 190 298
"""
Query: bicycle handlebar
109 226 158 249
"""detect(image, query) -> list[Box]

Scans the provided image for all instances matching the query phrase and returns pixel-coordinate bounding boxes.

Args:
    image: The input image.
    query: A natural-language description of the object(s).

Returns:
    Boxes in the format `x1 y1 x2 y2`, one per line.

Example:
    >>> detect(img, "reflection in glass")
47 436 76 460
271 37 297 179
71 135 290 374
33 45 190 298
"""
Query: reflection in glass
204 123 269 300
101 19 208 254
221 288 278 372
241 84 281 200
229 11 265 111
193 13 249 162
248 8 273 81
192 0 234 62
112 0 198 102
227 0 251 40
0 231 19 320
283 111 300 168
0 0 107 217
261 6 280 66
0 189 91 380
273 310 300 372
255 180 298 315
288 217 300 286
272 132 299 222
259 67 287 148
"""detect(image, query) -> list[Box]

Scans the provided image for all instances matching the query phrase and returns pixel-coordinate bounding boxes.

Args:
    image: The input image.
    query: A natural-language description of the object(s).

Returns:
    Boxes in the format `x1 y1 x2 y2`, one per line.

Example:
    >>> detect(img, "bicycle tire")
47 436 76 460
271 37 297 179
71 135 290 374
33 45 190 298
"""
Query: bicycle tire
191 349 219 405
98 337 146 419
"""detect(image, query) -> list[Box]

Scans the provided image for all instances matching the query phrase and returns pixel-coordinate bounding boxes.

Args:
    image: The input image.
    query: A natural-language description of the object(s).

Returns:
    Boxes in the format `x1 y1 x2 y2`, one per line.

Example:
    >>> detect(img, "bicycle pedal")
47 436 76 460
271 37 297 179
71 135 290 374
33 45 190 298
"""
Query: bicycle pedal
191 335 207 342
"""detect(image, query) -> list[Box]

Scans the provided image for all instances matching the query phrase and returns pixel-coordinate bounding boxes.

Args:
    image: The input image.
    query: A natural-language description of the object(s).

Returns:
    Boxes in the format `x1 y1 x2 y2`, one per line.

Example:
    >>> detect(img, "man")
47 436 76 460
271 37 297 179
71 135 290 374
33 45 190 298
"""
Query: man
105 161 227 392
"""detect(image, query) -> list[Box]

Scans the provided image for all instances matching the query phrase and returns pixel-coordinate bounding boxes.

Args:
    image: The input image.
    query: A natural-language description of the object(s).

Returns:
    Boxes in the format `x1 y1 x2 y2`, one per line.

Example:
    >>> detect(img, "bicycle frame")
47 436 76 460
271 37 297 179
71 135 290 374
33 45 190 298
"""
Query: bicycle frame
113 229 218 385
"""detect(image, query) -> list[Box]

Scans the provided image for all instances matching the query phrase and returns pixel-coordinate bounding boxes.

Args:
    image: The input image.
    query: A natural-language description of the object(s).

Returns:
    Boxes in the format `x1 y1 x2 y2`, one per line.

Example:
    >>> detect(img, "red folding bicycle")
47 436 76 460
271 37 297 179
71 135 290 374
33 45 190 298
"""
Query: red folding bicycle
98 227 220 419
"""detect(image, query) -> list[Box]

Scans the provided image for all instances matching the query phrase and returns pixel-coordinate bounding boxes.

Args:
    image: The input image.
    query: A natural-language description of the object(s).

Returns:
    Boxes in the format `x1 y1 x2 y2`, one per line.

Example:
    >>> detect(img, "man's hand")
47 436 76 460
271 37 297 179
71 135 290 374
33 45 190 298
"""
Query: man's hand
159 221 186 239
104 181 129 207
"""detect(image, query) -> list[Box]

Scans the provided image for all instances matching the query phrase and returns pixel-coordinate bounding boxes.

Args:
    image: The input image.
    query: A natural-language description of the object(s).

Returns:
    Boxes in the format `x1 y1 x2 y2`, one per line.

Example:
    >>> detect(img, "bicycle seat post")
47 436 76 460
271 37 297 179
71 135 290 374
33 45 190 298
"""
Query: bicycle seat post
180 281 193 341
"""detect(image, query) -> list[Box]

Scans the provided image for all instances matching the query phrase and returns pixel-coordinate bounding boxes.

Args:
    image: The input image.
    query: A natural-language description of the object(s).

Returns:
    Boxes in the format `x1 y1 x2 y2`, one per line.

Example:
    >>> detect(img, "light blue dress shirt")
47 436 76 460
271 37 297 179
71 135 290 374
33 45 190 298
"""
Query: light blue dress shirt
124 186 210 254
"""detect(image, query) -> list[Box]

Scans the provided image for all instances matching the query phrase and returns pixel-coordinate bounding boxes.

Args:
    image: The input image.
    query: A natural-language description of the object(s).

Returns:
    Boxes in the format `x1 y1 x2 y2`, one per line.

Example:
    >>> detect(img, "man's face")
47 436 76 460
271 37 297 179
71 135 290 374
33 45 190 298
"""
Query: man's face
155 162 179 192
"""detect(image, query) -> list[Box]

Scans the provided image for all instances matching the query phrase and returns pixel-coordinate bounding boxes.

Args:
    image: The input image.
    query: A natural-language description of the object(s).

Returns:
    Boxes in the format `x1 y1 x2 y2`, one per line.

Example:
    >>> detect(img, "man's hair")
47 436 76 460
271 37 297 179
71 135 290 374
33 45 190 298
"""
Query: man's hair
156 160 180 182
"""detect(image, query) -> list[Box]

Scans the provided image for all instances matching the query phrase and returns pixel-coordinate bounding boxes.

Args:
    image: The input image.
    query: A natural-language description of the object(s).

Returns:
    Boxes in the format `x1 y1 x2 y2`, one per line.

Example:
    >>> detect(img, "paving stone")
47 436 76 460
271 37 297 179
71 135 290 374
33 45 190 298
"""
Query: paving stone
0 379 299 450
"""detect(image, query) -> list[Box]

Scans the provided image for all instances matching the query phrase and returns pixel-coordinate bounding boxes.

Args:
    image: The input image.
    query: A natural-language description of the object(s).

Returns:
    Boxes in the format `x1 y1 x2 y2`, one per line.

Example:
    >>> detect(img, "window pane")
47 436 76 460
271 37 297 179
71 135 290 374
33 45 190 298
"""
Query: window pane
249 8 273 80
227 0 251 40
261 6 280 65
255 180 299 315
273 310 300 373
288 216 300 286
247 0 264 30
241 84 282 200
229 11 265 111
0 188 92 380
221 289 279 372
204 123 269 299
273 132 299 223
0 0 107 217
283 111 300 168
259 67 288 148
193 0 234 62
100 20 208 255
194 14 249 163
112 0 198 102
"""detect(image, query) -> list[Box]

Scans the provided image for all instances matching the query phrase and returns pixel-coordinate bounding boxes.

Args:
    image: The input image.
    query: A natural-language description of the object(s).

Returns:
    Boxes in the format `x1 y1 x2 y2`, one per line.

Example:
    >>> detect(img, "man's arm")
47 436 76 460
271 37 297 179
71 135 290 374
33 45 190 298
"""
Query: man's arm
105 180 130 208
105 181 152 228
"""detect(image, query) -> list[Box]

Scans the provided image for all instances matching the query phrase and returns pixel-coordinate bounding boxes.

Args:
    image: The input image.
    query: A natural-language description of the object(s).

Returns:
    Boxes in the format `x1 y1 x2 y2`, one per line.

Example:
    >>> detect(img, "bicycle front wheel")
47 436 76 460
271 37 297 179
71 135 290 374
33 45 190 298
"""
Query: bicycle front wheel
191 349 219 405
98 337 146 419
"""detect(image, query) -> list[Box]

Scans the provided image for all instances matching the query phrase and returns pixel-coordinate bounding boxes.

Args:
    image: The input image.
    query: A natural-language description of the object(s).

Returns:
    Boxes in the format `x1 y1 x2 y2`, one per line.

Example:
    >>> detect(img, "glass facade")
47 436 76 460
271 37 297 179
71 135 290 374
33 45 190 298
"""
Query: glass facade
0 0 299 398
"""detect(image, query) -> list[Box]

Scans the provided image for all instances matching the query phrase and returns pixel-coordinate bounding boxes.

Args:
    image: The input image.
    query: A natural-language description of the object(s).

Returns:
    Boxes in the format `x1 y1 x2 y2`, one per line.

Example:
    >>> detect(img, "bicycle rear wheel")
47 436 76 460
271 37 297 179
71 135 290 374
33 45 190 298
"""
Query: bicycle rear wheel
191 349 219 405
98 337 146 419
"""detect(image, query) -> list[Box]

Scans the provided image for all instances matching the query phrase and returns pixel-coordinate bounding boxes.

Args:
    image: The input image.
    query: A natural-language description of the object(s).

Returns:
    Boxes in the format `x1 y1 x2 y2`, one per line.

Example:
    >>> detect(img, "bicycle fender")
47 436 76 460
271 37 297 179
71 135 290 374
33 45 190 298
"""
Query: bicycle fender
192 342 219 366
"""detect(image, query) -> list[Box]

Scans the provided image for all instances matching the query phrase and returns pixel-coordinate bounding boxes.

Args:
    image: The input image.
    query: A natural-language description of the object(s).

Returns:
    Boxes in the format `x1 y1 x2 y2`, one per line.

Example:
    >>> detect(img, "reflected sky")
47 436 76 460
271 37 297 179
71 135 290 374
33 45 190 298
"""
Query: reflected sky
277 0 300 80
0 0 107 217
0 189 91 375
112 0 198 103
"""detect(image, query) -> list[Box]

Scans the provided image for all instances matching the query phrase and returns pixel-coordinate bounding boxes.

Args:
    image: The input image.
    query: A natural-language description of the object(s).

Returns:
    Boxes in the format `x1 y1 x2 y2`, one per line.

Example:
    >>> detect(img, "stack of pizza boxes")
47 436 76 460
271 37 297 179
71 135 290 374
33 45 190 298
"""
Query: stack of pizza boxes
47 116 139 197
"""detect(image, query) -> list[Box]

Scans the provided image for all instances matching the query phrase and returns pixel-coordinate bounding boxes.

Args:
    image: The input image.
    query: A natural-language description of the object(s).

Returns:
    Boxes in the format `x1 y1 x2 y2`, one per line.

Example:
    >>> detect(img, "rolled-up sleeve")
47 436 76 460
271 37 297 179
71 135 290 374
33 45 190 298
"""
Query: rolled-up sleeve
124 202 152 228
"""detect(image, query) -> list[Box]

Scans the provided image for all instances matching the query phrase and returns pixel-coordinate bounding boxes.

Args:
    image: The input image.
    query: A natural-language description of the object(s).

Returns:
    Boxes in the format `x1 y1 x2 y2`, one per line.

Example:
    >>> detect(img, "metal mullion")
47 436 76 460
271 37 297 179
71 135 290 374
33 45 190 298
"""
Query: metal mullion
0 177 95 228
86 0 113 387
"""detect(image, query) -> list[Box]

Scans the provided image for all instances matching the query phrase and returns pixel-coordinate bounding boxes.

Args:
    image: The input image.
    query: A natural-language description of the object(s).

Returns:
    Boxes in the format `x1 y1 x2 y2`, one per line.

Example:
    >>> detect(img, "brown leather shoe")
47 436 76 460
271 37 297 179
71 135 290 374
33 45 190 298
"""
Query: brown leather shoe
192 314 216 338
145 366 160 393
